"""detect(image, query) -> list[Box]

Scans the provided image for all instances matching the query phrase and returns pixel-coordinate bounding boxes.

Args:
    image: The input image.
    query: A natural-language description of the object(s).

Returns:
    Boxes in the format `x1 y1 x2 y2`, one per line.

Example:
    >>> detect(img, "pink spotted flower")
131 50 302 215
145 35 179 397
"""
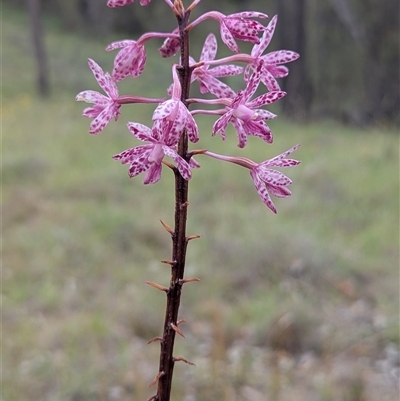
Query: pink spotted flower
212 66 286 147
76 58 121 134
152 65 199 143
189 11 268 53
113 121 192 184
191 33 243 98
204 145 300 213
244 15 300 91
159 28 180 58
106 32 179 82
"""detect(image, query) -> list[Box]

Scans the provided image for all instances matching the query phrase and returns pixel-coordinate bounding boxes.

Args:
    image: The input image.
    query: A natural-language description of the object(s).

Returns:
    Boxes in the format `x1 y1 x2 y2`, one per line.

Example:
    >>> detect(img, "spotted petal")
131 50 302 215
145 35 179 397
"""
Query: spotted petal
159 29 180 58
251 15 277 57
213 110 233 139
88 59 118 98
163 146 192 180
200 33 218 62
89 103 120 135
76 90 109 106
143 162 162 184
127 122 154 142
247 91 286 108
112 144 153 164
250 170 277 213
220 23 239 53
256 168 292 186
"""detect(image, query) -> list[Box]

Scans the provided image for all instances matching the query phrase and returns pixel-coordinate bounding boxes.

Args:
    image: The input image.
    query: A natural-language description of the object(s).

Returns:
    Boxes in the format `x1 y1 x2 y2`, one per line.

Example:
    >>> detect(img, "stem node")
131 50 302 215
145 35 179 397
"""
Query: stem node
180 201 189 210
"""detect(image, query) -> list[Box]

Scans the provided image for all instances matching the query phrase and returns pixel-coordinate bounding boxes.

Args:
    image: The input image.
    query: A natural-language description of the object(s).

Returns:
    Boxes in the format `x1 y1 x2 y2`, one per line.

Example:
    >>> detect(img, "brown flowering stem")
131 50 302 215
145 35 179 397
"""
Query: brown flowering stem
155 2 194 400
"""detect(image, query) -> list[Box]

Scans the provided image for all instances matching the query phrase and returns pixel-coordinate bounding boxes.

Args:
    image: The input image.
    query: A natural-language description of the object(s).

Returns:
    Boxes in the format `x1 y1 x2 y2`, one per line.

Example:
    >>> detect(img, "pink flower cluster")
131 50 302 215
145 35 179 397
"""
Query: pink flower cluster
76 0 301 213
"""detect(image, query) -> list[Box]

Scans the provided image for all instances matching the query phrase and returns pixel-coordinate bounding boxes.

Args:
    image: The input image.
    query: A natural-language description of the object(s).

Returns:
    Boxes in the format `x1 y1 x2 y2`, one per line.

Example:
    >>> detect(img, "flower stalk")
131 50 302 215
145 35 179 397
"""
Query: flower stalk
155 4 193 400
76 1 301 399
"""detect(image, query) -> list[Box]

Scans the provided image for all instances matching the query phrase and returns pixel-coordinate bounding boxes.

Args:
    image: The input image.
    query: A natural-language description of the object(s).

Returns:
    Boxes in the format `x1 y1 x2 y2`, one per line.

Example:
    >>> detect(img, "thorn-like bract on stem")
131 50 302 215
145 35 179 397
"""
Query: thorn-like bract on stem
148 336 164 344
170 323 185 338
146 281 169 292
77 1 301 400
161 260 176 266
173 356 196 365
179 277 200 284
160 219 174 235
186 234 201 242
149 371 165 388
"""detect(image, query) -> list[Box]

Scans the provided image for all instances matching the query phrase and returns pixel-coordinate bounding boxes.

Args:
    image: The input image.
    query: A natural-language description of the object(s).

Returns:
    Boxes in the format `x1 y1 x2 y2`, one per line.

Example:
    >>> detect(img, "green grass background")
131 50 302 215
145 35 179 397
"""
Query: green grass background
3 4 399 401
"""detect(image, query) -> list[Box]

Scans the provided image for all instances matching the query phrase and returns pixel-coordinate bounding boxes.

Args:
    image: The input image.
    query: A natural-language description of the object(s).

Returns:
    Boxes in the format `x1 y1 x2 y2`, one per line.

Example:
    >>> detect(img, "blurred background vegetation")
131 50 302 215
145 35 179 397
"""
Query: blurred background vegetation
3 0 399 400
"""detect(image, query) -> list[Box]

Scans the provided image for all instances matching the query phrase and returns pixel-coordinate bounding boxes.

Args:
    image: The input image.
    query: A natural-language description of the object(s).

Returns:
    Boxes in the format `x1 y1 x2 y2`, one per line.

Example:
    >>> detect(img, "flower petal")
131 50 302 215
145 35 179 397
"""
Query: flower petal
229 11 268 19
127 122 154 142
250 170 277 213
89 103 115 134
224 18 265 44
244 66 262 100
143 162 162 184
87 59 117 97
185 110 199 143
76 90 109 105
255 109 277 120
106 39 136 51
200 75 236 99
246 91 286 108
200 33 218 62
208 65 244 78
266 144 301 167
255 168 292 186
163 146 192 180
212 111 233 139
159 29 180 58
263 50 300 65
220 23 239 52
260 68 282 91
152 99 177 120
112 145 153 164
244 120 273 143
268 185 292 198
251 15 277 57
232 118 248 148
